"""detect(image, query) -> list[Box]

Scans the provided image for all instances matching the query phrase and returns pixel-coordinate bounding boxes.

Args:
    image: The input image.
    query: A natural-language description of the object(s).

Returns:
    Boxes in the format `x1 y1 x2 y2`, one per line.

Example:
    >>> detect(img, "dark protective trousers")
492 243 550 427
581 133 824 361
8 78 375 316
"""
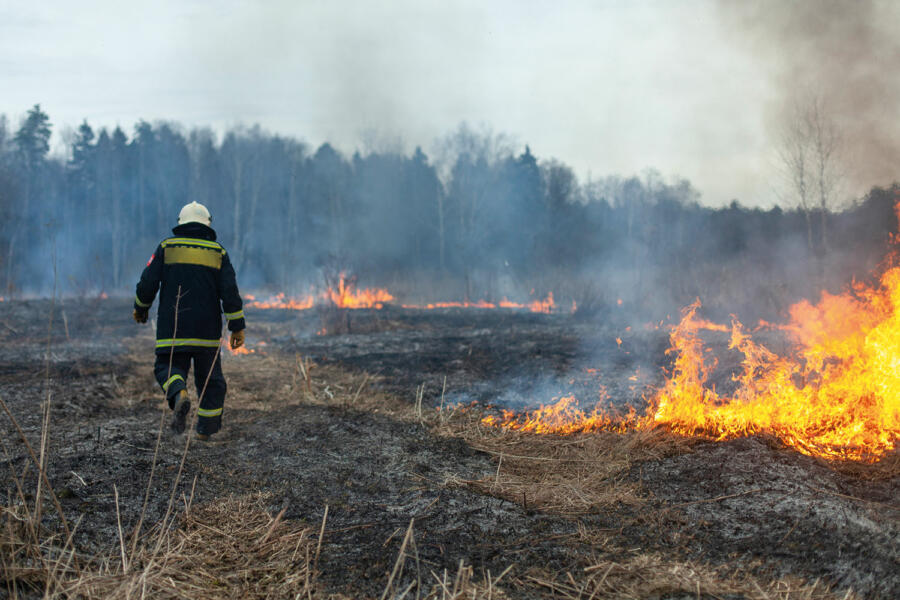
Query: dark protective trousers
154 350 226 435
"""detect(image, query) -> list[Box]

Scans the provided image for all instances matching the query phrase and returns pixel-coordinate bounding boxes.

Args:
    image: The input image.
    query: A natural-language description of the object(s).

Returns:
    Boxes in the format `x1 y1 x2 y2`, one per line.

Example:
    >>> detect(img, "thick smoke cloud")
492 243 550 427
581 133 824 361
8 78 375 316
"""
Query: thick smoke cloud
719 0 900 196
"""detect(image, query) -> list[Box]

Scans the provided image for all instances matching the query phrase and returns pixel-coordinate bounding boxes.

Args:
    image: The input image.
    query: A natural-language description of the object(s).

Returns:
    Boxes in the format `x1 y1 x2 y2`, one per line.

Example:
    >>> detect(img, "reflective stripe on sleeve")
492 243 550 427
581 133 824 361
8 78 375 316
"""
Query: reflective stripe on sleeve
155 338 221 349
162 374 184 392
135 295 151 308
224 310 244 321
197 407 223 418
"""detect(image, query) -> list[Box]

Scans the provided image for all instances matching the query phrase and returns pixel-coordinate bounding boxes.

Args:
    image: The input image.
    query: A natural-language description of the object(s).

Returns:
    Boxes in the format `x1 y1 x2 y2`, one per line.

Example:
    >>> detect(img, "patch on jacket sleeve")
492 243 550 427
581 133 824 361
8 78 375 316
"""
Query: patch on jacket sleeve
147 253 155 267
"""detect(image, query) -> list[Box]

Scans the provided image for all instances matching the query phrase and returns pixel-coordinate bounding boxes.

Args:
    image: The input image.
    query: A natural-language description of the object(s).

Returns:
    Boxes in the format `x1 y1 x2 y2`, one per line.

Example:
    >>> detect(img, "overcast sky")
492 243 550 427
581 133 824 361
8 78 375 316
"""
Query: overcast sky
1 0 895 207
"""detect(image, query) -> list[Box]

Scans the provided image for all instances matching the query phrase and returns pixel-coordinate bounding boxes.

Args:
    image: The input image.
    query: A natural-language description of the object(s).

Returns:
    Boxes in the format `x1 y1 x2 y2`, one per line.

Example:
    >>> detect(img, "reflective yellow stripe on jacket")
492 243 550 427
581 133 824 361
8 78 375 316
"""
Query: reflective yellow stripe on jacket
164 246 223 269
161 237 225 269
161 238 224 251
224 310 244 321
156 338 221 349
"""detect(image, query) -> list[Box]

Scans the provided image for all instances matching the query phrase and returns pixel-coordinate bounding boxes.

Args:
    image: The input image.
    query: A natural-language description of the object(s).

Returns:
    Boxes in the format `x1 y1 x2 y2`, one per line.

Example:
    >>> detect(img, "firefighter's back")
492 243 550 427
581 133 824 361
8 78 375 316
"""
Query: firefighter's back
154 233 227 350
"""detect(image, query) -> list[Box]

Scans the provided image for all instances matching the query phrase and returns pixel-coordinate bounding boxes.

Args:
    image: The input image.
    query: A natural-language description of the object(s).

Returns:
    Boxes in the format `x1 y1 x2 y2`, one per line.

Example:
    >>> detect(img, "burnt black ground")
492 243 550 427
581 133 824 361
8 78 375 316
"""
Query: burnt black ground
1 297 898 598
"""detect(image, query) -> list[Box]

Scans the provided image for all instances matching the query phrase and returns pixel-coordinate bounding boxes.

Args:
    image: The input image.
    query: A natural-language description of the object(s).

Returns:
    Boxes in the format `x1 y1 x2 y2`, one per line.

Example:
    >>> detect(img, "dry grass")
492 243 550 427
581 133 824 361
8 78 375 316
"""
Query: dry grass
435 406 694 515
1 499 79 596
2 397 319 600
117 345 405 416
521 554 858 600
2 334 325 599
2 493 318 599
221 351 686 516
64 493 317 599
421 564 511 600
221 352 694 517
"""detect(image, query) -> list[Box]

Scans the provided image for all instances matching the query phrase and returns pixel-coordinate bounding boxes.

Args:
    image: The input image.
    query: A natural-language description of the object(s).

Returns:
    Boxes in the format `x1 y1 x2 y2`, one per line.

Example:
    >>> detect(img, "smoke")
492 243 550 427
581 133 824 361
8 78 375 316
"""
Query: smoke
718 0 900 196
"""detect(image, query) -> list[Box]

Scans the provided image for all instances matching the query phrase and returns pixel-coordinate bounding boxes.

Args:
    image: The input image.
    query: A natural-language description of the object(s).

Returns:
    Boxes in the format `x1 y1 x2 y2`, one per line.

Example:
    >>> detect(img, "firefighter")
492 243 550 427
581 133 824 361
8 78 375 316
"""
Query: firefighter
132 201 245 441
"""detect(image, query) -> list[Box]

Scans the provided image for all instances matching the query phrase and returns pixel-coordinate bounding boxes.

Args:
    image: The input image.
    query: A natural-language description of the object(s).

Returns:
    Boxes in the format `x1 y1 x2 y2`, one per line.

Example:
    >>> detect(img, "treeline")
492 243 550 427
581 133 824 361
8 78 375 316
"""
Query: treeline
0 104 896 319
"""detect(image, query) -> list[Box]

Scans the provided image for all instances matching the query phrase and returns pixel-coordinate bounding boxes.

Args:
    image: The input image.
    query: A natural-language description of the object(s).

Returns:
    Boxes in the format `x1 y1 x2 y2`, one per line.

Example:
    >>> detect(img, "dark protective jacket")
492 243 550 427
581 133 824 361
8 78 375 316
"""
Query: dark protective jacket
134 222 245 354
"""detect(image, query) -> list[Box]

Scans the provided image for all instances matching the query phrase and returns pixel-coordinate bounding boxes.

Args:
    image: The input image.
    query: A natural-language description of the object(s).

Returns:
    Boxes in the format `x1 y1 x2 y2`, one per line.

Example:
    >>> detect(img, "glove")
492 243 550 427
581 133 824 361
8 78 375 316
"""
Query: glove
230 329 245 349
133 308 148 323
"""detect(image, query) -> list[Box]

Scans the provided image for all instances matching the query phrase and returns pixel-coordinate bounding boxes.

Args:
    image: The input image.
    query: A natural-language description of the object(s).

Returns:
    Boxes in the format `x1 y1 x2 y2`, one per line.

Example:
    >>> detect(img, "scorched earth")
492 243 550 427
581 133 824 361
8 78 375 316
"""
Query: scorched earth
0 297 897 599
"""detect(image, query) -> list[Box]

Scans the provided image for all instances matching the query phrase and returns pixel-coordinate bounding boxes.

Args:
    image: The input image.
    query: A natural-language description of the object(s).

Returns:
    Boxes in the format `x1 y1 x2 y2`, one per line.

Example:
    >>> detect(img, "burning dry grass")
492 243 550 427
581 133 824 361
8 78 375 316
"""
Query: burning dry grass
446 402 900 518
522 555 857 600
150 347 662 518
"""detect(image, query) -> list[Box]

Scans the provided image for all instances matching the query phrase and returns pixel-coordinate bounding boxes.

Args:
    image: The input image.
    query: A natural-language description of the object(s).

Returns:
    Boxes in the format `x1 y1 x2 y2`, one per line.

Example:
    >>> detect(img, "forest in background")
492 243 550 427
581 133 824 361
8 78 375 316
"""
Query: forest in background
0 104 897 322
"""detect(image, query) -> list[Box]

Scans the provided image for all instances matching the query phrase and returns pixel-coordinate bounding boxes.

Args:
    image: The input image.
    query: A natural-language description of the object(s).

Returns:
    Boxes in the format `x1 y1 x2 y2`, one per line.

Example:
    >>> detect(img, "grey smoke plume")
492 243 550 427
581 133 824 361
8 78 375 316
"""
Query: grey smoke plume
719 0 900 196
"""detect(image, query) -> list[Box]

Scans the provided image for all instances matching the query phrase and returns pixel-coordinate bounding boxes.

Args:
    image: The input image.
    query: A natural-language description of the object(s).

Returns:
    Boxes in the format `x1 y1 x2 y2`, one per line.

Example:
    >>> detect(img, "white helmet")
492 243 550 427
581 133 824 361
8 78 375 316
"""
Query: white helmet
177 201 211 226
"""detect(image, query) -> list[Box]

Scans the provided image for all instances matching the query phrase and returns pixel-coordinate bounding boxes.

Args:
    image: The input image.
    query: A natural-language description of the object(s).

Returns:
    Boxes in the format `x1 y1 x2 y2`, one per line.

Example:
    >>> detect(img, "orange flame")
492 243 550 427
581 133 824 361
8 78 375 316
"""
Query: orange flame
244 275 392 311
403 300 499 309
483 209 900 462
481 396 641 435
246 292 315 310
484 269 900 462
326 275 394 309
401 292 562 313
246 284 571 314
228 344 254 355
652 276 900 461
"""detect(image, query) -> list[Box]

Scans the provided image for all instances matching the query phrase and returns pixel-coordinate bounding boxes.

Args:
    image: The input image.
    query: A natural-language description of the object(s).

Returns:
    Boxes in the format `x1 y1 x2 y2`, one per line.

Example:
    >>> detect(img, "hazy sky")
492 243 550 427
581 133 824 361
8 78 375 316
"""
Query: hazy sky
1 0 894 207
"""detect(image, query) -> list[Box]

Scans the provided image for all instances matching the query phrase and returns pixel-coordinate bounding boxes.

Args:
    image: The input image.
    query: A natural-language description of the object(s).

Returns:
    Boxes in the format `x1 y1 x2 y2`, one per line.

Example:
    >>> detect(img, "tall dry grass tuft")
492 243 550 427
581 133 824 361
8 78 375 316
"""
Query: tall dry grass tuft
65 494 316 599
2 490 317 599
424 562 512 600
1 496 81 597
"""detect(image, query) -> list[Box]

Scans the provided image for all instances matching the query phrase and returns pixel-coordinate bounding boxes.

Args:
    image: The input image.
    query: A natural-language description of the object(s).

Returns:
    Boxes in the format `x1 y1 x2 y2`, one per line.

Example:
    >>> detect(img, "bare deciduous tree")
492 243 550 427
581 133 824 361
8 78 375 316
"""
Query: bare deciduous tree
777 94 842 254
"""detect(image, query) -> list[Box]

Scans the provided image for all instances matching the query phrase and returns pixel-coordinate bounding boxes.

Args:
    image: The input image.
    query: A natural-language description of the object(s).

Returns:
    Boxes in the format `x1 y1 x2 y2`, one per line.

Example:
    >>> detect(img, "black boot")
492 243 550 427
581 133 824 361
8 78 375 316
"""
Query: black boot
171 390 190 434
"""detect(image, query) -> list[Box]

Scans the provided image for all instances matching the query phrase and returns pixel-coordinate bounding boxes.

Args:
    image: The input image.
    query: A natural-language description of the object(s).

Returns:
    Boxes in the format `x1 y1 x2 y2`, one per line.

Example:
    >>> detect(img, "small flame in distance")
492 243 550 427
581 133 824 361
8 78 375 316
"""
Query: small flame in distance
246 284 567 314
245 274 392 311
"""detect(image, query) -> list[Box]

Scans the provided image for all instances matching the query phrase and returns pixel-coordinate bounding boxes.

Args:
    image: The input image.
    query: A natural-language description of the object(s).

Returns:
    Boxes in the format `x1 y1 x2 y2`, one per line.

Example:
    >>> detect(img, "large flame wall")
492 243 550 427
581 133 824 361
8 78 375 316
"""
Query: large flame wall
652 268 900 461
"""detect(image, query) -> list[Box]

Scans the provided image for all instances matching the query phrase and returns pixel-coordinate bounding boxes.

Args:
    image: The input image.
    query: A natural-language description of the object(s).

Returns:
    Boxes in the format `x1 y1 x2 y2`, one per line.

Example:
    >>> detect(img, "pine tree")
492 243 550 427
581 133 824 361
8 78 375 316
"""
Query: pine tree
6 104 52 293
